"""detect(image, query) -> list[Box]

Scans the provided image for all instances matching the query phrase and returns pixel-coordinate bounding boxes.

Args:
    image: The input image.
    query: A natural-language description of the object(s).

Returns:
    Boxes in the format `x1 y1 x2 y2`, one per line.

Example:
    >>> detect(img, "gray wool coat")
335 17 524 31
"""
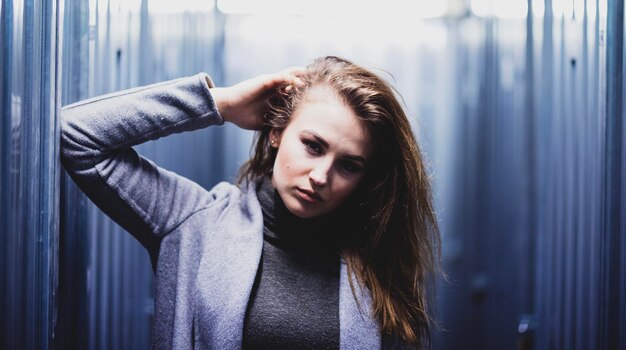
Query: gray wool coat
60 73 405 349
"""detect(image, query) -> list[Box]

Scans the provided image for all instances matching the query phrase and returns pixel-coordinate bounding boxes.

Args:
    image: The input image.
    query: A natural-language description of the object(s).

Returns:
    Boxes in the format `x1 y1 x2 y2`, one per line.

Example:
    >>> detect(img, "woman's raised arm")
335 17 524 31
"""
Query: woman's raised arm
61 69 304 251
61 73 224 250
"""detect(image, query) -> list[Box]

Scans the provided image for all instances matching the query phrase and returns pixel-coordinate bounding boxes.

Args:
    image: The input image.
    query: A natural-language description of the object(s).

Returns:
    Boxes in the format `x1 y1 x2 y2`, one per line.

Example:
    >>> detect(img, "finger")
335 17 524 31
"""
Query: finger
255 67 306 92
266 67 306 88
281 66 306 86
283 66 306 76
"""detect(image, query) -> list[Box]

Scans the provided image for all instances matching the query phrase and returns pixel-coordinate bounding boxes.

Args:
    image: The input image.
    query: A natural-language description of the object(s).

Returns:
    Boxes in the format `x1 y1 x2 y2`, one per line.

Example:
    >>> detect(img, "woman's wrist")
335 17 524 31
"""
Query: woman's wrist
209 87 232 123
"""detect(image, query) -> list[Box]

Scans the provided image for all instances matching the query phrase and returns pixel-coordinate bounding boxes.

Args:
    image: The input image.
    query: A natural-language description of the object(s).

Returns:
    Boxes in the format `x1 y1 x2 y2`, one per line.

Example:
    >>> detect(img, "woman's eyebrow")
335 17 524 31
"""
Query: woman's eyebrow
302 130 329 148
343 155 367 165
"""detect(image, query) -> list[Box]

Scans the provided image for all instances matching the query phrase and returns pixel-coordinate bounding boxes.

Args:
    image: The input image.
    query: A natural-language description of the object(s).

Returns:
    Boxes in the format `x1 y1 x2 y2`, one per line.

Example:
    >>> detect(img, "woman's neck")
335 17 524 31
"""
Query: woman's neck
256 175 341 255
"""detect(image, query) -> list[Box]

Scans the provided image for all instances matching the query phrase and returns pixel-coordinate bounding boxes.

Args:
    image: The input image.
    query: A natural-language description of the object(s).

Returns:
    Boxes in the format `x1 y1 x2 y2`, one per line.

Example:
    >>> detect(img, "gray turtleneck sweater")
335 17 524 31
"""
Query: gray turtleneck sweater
242 177 340 349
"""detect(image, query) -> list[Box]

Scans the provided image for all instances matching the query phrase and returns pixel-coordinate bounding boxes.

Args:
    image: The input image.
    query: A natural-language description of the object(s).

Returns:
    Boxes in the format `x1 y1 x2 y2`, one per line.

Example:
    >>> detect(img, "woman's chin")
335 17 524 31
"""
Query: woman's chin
283 198 325 219
285 204 319 219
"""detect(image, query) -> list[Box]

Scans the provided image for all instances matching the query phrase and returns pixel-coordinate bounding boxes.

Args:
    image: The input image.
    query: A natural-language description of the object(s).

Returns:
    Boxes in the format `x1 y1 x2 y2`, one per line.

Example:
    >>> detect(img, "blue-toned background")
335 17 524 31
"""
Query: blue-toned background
1 0 624 349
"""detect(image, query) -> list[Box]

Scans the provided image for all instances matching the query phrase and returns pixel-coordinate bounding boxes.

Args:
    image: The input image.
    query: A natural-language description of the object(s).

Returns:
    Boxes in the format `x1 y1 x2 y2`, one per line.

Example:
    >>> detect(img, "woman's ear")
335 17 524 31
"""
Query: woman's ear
269 128 282 148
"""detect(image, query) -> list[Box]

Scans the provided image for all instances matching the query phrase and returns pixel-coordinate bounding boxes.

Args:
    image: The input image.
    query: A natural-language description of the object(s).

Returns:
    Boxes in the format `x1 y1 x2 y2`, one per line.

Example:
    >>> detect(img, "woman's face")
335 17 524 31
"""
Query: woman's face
271 87 372 219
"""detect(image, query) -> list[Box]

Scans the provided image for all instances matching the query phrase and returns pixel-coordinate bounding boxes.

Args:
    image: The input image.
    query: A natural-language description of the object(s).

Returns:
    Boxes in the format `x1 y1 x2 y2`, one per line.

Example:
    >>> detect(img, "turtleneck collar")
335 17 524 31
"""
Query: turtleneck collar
256 175 341 255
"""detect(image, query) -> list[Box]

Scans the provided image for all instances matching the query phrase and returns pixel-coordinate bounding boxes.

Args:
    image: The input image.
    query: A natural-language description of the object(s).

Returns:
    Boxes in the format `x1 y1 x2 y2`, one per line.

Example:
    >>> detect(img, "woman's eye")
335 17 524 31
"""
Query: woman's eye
340 161 362 174
304 140 322 154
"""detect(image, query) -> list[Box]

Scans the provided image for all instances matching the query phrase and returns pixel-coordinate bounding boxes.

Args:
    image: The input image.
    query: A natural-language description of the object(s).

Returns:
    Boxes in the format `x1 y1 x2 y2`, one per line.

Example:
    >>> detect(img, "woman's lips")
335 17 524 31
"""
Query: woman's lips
296 187 323 203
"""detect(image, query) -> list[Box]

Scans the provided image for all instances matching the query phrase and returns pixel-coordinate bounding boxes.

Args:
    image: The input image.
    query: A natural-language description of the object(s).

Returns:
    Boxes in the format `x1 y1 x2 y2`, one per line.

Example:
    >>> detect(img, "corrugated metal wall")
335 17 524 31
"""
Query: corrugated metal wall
0 0 61 349
442 1 626 349
1 0 624 349
433 1 618 349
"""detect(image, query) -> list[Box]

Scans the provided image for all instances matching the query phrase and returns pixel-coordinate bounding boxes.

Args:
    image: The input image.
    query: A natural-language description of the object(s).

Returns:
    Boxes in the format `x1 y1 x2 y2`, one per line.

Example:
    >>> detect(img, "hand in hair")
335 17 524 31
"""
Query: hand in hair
210 67 305 130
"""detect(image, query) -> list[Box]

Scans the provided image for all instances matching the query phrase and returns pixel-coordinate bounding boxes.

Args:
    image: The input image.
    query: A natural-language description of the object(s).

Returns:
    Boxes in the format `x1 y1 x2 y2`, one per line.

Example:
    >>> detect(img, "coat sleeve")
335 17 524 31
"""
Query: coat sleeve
60 73 224 250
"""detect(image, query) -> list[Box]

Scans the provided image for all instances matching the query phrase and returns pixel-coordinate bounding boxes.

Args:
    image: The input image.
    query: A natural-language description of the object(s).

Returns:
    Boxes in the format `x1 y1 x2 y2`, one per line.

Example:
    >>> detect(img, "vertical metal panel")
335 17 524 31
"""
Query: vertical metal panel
56 0 92 348
531 4 606 347
601 0 626 349
435 15 535 349
0 0 61 349
432 1 622 349
609 4 626 342
620 2 626 346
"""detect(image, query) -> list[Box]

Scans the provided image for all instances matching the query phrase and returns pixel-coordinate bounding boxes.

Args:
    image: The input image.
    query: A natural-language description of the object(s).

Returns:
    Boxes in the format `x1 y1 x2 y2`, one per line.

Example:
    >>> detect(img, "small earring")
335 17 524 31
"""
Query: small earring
271 139 276 145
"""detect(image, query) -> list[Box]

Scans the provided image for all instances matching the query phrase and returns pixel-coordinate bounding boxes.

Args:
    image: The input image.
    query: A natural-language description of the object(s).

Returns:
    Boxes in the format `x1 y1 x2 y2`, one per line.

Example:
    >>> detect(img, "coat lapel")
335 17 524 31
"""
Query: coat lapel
194 182 264 349
339 260 382 349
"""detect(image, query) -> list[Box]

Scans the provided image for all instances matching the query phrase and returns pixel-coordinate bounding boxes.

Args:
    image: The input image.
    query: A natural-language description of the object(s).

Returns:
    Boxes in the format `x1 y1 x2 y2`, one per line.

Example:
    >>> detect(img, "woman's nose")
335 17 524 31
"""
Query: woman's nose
309 160 331 187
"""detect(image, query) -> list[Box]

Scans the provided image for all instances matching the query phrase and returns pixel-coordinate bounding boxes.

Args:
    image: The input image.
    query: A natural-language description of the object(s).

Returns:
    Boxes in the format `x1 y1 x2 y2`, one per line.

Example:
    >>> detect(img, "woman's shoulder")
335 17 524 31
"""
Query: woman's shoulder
204 180 260 210
204 181 242 204
159 180 260 242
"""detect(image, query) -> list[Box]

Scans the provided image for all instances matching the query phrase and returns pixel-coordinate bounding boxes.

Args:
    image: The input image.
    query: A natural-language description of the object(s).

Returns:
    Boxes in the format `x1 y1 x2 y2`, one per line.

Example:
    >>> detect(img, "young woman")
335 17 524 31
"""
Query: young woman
61 56 440 349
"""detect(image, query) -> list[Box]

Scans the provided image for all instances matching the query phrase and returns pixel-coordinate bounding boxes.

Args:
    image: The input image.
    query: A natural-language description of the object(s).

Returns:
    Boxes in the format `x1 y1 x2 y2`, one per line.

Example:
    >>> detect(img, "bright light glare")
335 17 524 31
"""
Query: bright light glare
471 0 528 19
573 0 584 19
552 0 574 19
150 0 215 13
97 0 107 17
89 0 213 17
218 0 448 18
599 0 607 20
234 16 448 51
587 0 597 19
89 0 97 25
532 0 544 18
94 0 141 16
493 0 527 19
470 0 492 17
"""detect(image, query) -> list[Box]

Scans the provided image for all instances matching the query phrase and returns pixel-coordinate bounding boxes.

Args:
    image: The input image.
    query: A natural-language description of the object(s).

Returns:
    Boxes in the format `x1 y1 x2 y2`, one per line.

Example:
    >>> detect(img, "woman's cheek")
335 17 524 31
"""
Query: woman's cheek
286 149 306 173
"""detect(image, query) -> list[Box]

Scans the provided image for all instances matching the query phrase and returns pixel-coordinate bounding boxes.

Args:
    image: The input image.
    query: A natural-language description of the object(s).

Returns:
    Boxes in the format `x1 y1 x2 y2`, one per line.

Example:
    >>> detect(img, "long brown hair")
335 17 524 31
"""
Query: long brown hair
238 56 441 348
